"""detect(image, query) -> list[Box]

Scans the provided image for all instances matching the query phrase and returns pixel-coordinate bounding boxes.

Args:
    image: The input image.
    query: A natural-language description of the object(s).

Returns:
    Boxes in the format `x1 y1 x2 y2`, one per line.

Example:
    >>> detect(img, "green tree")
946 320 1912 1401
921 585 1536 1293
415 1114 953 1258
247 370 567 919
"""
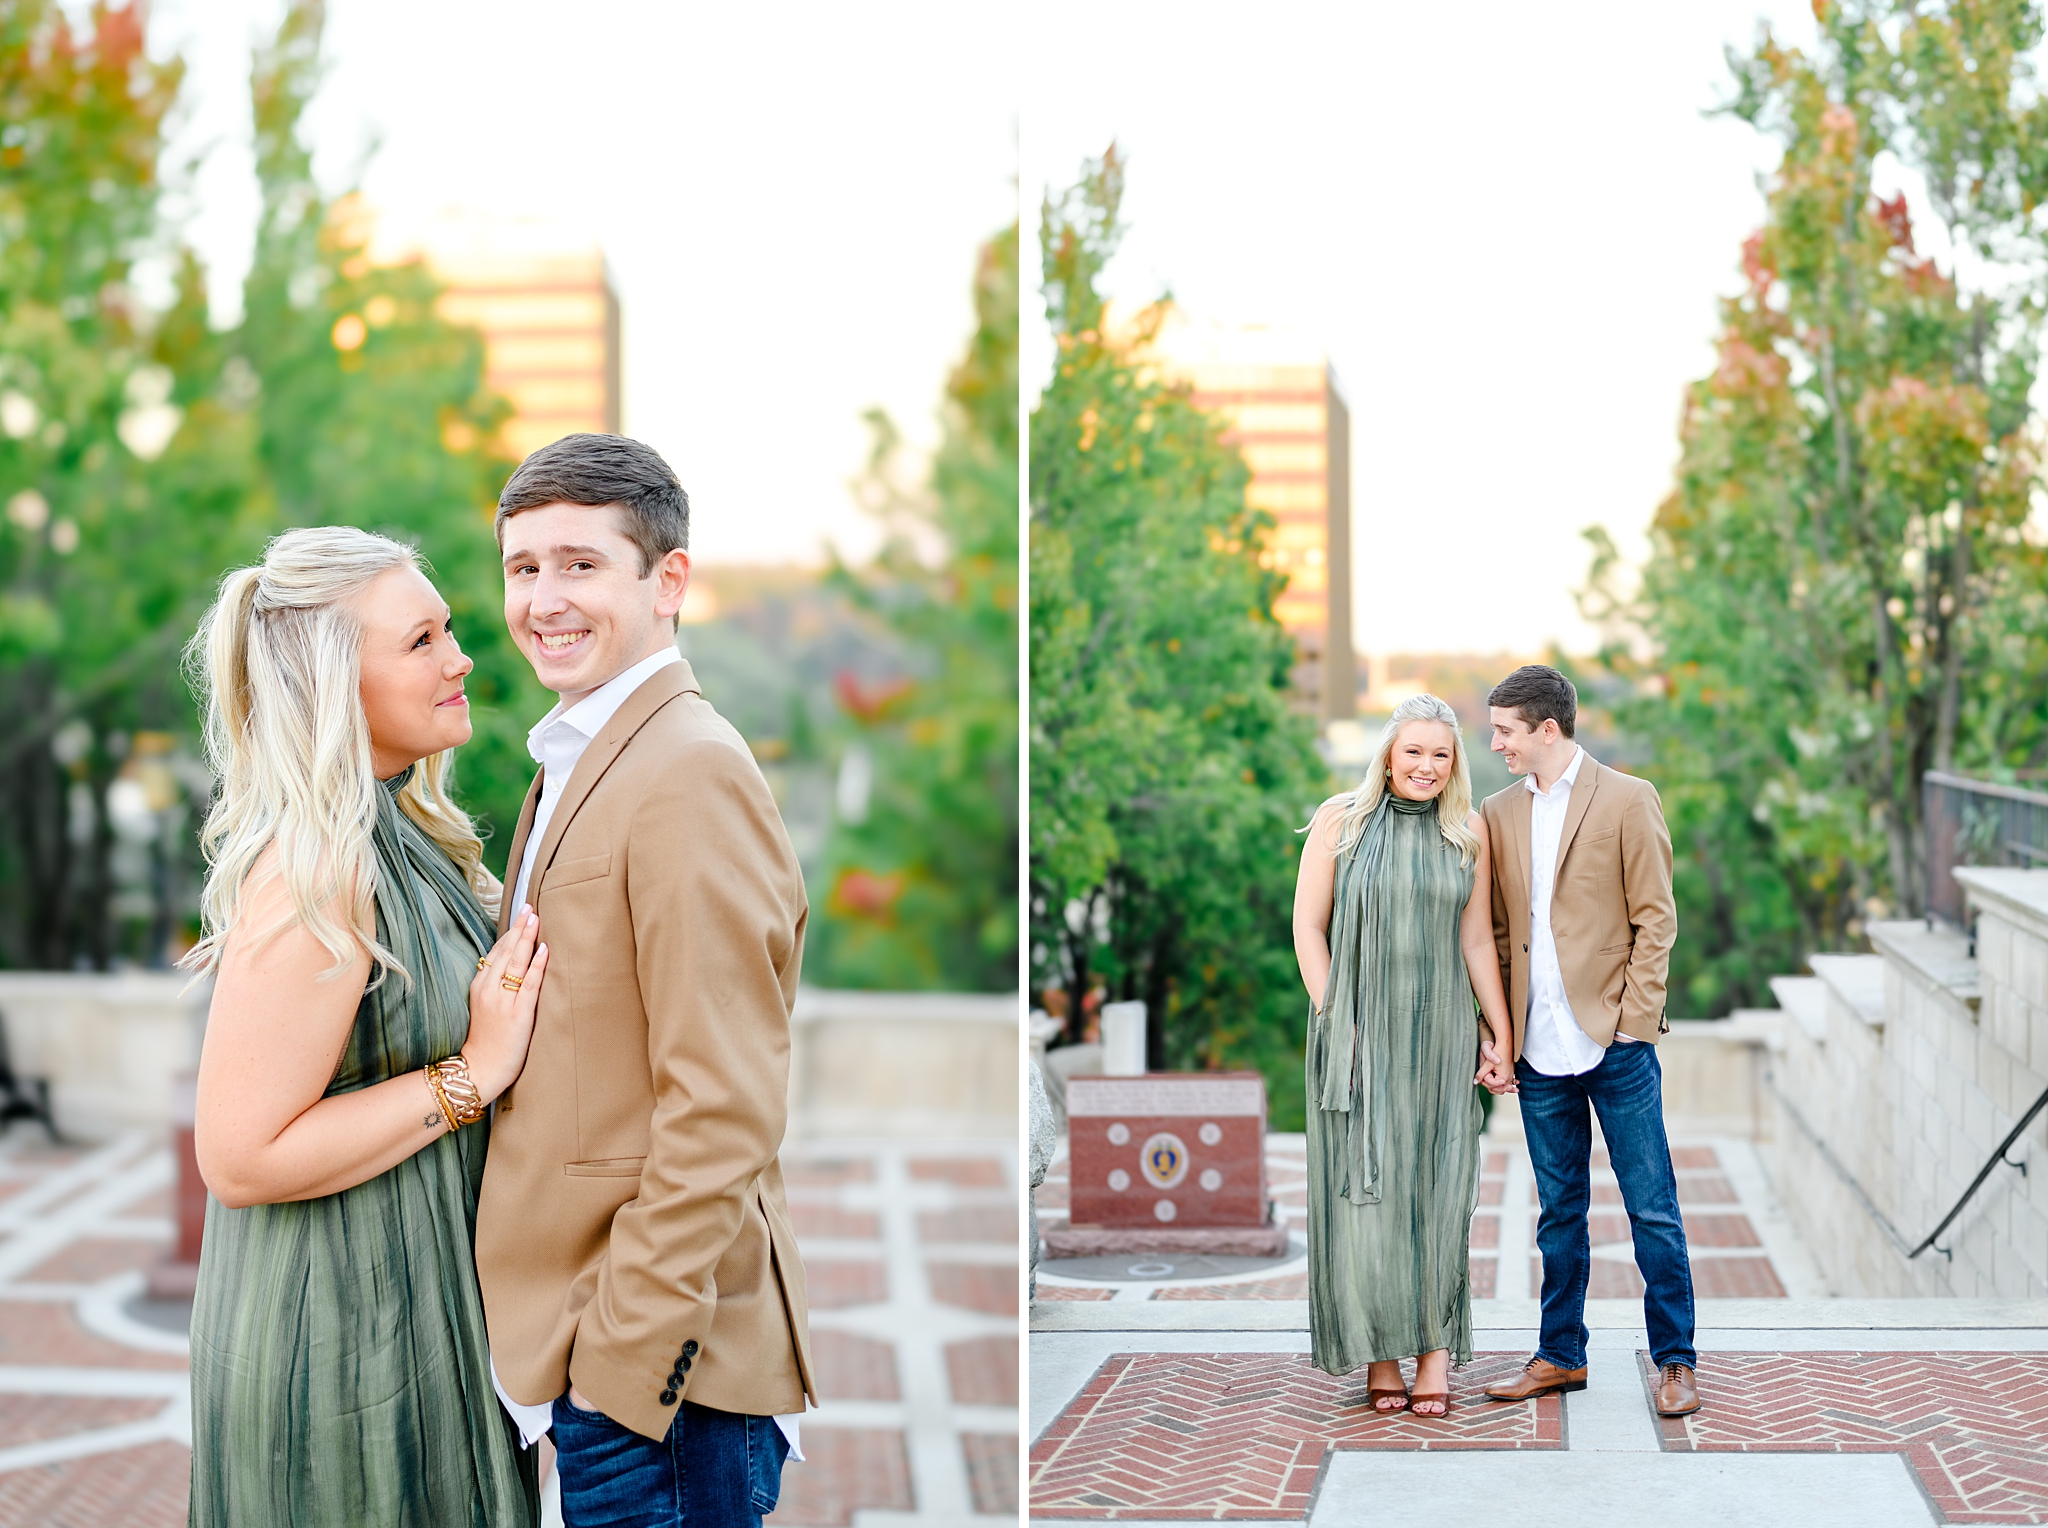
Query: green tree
233 0 538 869
1030 148 1329 1124
1582 0 2048 1013
808 223 1020 992
0 0 262 968
0 0 533 968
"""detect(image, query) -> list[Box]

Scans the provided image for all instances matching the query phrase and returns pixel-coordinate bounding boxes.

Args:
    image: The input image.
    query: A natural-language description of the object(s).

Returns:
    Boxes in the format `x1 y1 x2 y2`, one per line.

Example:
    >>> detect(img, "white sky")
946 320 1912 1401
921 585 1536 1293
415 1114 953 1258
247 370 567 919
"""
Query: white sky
144 0 1017 568
1023 0 1830 657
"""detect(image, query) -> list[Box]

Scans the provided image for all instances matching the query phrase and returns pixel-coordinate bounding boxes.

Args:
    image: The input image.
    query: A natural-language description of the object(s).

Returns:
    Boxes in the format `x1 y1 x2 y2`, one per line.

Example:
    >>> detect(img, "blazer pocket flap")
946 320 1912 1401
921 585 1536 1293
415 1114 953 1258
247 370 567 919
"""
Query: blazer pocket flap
563 1156 645 1178
1576 826 1619 843
1597 941 1633 956
541 853 612 891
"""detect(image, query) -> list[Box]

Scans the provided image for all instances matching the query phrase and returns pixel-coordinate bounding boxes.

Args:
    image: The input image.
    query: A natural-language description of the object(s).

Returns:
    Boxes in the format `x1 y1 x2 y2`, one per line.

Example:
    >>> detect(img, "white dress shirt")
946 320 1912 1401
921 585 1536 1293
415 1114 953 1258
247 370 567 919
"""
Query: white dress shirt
489 643 801 1457
508 646 681 918
1517 745 1610 1078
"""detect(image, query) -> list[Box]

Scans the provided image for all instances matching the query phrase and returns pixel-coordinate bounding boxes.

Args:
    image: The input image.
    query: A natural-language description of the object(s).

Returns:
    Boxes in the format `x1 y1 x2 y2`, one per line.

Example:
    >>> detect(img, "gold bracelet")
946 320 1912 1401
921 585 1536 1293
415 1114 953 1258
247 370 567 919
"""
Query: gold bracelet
434 1054 488 1127
423 1065 461 1133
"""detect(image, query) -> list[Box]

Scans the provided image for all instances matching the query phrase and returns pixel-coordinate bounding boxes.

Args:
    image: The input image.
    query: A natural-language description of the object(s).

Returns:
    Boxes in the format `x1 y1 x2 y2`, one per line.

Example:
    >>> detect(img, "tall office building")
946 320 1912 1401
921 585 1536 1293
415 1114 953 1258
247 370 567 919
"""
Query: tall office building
377 210 621 462
1136 310 1356 719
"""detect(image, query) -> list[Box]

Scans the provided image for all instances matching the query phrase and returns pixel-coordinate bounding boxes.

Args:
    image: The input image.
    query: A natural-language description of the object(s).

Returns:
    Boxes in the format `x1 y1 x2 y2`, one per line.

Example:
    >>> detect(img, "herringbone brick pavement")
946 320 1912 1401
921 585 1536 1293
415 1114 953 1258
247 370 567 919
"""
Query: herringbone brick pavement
1030 1351 1564 1519
769 1426 915 1526
962 1431 1020 1514
804 1258 889 1309
0 1439 191 1528
1644 1351 2048 1525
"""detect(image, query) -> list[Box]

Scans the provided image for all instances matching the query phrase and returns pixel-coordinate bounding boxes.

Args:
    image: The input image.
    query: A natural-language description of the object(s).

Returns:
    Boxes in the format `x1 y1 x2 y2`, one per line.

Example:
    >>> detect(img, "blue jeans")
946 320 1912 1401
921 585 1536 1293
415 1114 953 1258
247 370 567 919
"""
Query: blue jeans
1517 1038 1697 1371
551 1395 789 1528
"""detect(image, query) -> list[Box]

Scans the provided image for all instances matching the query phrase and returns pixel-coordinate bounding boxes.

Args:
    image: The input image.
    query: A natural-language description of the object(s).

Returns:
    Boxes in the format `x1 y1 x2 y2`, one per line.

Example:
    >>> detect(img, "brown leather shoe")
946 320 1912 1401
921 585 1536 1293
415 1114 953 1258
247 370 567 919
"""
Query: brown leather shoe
1655 1362 1701 1416
1483 1355 1588 1401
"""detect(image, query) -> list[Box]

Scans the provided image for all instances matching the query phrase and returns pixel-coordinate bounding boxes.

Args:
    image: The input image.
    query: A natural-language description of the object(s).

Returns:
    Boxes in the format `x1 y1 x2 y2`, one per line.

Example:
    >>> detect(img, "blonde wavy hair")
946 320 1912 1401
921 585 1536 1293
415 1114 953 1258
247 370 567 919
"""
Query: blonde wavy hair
179 527 499 985
1330 693 1481 863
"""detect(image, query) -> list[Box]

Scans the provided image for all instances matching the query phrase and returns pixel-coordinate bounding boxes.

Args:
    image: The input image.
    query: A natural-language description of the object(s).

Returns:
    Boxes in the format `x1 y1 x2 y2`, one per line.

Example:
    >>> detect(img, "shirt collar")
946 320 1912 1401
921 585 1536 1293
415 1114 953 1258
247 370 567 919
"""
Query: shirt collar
526 646 682 764
1525 744 1586 798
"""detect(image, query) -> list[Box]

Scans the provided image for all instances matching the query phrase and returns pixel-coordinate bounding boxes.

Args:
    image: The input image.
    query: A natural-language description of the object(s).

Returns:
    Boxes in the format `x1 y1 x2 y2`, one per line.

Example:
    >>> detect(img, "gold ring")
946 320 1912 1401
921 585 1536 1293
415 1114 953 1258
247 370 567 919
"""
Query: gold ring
477 955 490 971
500 975 523 992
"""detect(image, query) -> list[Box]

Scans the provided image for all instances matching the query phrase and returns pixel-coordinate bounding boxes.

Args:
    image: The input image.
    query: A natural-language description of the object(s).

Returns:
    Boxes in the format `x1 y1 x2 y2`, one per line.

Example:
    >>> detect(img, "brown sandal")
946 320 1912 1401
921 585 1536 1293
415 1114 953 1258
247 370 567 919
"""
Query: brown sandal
1408 1392 1450 1417
1366 1387 1410 1413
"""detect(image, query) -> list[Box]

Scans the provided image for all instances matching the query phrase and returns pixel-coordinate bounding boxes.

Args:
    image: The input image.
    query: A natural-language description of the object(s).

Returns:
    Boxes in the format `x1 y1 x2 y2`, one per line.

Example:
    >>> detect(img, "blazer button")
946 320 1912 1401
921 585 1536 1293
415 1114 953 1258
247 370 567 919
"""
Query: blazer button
682 1340 699 1359
659 1388 677 1406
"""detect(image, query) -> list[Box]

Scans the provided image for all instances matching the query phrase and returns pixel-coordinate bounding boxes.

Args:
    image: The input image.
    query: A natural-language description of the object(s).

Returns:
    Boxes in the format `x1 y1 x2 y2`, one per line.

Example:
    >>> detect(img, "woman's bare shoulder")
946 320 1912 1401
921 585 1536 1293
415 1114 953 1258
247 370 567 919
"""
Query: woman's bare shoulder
1298 794 1351 857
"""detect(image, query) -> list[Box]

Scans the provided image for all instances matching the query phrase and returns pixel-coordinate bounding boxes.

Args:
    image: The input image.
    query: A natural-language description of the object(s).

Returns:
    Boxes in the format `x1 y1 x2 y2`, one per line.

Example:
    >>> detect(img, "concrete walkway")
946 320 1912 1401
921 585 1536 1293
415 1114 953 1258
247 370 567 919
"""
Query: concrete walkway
1031 1132 2048 1526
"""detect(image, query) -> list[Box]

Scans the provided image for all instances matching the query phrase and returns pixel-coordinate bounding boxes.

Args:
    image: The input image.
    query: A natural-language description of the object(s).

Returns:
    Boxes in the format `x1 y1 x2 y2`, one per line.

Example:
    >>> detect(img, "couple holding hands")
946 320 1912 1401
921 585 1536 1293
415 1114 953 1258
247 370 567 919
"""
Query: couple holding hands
181 433 811 1528
1293 668 1701 1421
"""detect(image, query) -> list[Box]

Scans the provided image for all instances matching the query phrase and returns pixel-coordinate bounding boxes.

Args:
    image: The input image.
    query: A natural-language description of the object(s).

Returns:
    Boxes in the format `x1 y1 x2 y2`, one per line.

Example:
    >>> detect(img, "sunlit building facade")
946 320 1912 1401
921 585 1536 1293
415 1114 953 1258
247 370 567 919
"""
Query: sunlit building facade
1136 311 1355 719
378 211 621 462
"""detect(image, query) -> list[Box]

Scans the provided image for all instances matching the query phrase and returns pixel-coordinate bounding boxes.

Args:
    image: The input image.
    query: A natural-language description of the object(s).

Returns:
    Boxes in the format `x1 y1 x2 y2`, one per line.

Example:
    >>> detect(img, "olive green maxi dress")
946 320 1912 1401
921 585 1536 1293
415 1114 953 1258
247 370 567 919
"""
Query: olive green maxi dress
1306 793 1486 1376
188 771 539 1527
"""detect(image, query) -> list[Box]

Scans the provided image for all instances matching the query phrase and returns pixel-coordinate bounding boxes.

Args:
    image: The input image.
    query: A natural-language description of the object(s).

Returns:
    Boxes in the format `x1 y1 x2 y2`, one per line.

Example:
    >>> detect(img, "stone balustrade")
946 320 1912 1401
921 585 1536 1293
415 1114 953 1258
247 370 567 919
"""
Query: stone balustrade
0 974 1018 1142
1764 868 2048 1298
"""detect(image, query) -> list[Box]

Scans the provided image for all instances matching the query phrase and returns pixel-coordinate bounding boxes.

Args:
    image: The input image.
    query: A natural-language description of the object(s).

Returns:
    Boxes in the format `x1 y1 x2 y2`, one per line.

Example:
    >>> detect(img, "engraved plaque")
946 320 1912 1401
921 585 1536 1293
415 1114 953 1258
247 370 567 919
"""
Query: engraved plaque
1066 1071 1269 1229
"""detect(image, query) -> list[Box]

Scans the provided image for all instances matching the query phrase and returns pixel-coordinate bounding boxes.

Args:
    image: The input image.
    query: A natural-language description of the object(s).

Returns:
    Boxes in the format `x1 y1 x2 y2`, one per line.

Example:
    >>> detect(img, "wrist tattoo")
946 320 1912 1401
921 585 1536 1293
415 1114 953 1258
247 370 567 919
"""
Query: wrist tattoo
424 1114 442 1129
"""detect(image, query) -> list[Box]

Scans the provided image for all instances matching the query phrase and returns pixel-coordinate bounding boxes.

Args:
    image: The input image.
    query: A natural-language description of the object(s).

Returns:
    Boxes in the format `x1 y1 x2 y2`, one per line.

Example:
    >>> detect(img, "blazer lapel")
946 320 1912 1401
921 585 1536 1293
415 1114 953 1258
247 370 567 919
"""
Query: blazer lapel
519 659 702 900
496 772 545 935
1553 753 1602 877
1502 786 1534 912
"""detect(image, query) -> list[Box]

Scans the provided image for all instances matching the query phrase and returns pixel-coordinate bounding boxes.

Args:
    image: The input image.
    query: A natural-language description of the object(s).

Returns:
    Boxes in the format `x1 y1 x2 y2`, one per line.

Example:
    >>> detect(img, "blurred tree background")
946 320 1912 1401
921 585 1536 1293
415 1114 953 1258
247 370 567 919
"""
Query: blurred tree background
0 0 533 971
1581 0 2048 1017
803 224 1020 993
0 0 1017 992
1030 148 1329 1125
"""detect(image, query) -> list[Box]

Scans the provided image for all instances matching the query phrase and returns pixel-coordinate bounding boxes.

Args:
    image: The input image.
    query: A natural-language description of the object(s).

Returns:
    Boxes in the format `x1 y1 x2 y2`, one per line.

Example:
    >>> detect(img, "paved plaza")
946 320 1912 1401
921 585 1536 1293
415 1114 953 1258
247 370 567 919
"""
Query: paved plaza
0 1124 1018 1527
1032 1130 2048 1526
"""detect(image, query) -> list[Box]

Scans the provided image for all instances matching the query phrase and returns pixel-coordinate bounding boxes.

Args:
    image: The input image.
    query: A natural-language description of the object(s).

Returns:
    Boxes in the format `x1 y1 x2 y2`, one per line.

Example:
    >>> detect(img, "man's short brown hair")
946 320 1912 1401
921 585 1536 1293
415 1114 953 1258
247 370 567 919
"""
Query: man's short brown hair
494 433 688 576
1488 664 1577 739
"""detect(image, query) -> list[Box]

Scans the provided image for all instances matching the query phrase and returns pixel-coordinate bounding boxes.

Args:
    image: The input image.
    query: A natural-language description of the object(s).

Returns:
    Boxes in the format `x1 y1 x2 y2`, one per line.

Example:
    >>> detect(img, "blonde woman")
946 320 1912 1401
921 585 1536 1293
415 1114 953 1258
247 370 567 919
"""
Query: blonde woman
1293 694 1515 1418
181 528 545 1526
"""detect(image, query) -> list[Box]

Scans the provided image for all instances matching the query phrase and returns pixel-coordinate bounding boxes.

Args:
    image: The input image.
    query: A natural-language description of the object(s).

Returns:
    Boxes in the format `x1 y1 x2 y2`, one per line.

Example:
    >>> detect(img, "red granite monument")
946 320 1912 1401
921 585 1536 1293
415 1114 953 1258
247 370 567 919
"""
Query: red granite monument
1047 1071 1290 1256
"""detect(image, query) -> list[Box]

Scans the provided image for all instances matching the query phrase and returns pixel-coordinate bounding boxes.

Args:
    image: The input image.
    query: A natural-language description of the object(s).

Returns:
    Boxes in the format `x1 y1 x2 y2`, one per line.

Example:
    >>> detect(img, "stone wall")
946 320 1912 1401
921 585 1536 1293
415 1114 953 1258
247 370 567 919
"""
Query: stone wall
0 972 207 1139
788 987 1018 1140
1481 1013 1779 1144
0 975 1019 1143
1765 869 2048 1298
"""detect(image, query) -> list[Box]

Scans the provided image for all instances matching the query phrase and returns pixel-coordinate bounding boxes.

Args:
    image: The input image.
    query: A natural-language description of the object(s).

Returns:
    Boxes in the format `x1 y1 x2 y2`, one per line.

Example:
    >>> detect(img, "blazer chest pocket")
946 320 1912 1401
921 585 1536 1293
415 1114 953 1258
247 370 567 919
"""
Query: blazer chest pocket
540 853 611 892
564 1156 644 1178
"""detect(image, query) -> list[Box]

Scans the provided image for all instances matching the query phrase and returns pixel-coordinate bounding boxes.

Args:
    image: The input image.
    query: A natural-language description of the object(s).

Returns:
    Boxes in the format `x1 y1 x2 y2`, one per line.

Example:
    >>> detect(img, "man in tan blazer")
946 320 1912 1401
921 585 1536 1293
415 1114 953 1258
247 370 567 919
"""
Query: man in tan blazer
1472 665 1701 1420
474 434 814 1527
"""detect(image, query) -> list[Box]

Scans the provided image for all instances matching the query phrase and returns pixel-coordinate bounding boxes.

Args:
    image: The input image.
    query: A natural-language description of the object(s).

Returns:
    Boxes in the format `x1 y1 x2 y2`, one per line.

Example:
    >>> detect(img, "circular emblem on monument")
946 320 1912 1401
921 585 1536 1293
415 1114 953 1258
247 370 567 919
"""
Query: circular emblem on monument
1139 1132 1189 1190
1198 1122 1222 1145
1106 1122 1130 1145
1153 1199 1177 1222
1199 1168 1222 1191
1107 1169 1130 1191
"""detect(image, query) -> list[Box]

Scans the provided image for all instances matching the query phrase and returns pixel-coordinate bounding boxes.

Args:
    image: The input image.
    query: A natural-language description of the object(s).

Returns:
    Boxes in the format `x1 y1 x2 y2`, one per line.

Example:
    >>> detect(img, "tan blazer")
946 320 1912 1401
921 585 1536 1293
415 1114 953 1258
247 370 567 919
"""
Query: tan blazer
475 660 816 1442
1479 753 1677 1060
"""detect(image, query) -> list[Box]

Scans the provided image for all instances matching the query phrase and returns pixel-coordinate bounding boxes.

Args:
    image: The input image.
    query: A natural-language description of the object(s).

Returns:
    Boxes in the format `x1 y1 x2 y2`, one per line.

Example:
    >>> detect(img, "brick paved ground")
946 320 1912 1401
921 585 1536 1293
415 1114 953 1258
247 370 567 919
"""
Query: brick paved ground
1031 1351 1564 1519
1644 1350 2048 1524
0 1127 1018 1527
1036 1133 1799 1304
1034 1125 2048 1526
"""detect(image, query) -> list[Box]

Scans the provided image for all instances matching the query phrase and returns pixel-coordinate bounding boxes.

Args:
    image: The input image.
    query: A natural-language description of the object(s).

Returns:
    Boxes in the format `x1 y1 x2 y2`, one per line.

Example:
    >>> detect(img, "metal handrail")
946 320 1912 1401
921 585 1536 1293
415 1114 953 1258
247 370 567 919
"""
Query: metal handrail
1765 1066 2048 1262
1922 770 2048 809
